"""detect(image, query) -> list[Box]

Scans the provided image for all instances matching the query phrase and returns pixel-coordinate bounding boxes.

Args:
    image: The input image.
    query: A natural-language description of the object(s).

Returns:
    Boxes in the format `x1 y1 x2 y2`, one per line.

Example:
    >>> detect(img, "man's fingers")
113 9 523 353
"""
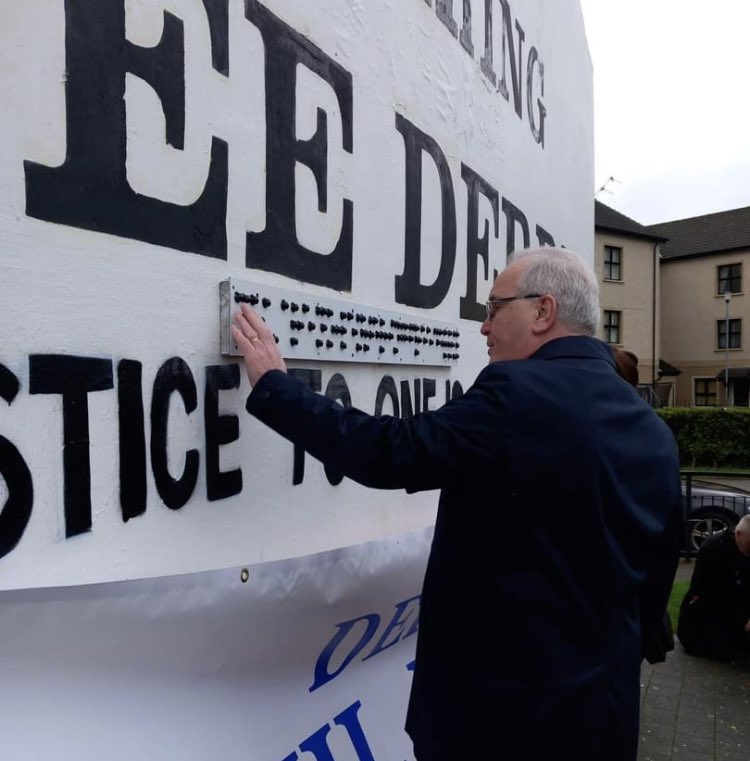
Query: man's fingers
233 306 264 344
231 305 287 385
231 323 256 352
239 304 273 341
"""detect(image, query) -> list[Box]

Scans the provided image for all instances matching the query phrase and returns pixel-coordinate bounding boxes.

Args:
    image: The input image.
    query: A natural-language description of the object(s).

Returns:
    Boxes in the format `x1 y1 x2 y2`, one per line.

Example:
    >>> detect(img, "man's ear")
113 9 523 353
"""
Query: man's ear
530 294 557 335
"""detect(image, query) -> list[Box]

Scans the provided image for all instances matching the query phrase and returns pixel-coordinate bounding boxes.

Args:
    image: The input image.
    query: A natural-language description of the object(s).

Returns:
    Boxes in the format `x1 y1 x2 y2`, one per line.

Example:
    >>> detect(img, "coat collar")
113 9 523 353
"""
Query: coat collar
529 335 616 367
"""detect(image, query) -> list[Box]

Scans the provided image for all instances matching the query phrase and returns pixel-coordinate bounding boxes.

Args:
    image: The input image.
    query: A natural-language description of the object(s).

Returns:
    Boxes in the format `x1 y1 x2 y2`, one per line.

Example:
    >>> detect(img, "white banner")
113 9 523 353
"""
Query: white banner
0 527 431 760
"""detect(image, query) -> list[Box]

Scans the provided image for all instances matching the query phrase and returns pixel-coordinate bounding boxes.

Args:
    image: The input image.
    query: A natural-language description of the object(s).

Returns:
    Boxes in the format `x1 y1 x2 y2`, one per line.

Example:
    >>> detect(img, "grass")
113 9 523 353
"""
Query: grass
668 579 690 630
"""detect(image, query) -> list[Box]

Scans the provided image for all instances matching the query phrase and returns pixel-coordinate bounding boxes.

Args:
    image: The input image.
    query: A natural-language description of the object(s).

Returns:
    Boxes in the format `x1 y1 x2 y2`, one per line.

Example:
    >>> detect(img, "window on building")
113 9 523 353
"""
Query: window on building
717 318 742 349
734 380 750 407
603 246 622 281
717 263 742 294
694 378 717 406
603 310 621 344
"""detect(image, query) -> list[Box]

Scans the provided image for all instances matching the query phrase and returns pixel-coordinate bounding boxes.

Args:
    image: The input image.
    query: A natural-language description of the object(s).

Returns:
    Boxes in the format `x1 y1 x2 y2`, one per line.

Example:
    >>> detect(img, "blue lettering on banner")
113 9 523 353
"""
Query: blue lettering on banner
310 595 420 692
362 594 420 661
281 700 376 761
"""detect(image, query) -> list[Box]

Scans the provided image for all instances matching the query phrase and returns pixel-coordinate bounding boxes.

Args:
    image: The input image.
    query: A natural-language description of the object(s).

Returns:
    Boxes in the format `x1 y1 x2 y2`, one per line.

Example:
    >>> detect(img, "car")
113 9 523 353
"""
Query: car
682 478 750 553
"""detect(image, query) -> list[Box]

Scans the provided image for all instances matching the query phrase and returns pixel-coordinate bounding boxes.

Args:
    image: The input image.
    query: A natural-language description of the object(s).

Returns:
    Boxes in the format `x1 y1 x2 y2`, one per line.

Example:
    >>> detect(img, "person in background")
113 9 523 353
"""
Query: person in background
678 514 750 662
612 347 640 388
232 247 682 761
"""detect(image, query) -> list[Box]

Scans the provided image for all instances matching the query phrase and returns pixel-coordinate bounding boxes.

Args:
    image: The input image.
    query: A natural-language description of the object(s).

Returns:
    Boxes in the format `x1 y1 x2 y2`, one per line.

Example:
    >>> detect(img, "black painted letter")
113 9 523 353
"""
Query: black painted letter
374 376 400 417
395 113 456 309
150 357 199 510
205 365 242 501
436 0 458 37
536 223 555 248
498 0 525 118
501 197 530 256
0 364 33 560
29 355 114 538
118 360 147 522
527 46 546 147
480 0 497 85
461 163 499 321
246 0 354 291
24 0 228 259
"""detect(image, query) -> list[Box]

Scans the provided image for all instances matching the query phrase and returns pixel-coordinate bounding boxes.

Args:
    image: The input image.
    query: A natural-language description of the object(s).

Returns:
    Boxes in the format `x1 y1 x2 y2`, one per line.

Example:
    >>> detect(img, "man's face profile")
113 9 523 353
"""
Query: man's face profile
480 263 539 363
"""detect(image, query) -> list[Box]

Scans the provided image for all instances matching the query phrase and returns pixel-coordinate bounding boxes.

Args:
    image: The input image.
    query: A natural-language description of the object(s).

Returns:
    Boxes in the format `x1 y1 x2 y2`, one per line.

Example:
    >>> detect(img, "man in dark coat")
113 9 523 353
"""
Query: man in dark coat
232 248 682 761
678 515 750 662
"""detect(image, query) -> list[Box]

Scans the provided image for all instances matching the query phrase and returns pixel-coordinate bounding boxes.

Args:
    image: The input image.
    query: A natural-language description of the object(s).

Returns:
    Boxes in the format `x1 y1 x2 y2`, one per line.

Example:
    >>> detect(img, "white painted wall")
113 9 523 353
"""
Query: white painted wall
0 0 593 588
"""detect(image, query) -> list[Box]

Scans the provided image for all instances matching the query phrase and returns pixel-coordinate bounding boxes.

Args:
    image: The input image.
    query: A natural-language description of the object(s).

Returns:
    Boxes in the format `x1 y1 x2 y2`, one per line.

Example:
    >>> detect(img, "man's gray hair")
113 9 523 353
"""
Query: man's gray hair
509 247 600 335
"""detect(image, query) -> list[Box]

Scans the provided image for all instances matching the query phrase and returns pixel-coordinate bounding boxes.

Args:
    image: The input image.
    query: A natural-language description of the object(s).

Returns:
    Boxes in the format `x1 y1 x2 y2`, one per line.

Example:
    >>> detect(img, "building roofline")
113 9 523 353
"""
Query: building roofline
595 223 669 243
594 200 669 243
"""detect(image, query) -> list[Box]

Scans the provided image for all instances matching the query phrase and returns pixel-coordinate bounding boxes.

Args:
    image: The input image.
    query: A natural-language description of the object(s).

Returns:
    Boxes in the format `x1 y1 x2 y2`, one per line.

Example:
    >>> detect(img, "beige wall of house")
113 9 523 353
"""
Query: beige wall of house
594 231 660 385
661 251 750 406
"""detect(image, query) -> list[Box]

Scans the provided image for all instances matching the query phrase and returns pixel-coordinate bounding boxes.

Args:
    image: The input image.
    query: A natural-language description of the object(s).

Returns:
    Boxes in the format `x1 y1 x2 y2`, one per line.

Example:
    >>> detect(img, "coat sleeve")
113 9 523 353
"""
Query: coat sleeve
245 366 513 492
639 490 682 663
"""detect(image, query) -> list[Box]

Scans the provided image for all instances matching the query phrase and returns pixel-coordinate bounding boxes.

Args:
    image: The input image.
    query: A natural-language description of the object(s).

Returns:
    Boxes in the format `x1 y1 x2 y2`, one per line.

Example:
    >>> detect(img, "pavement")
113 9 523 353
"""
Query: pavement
637 561 750 761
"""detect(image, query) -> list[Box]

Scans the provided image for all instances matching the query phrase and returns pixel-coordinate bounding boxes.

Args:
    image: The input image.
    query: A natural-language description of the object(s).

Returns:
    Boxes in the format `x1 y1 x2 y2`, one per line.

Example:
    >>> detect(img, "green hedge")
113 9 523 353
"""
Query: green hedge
657 407 750 467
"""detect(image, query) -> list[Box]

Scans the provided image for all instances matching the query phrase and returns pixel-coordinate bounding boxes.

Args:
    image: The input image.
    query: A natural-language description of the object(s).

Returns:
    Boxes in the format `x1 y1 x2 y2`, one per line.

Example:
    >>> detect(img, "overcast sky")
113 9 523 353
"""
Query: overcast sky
579 0 750 226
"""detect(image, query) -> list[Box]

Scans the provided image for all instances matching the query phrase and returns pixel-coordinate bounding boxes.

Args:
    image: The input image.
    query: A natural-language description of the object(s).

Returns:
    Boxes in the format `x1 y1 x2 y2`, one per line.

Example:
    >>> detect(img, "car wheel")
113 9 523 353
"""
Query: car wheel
687 510 738 552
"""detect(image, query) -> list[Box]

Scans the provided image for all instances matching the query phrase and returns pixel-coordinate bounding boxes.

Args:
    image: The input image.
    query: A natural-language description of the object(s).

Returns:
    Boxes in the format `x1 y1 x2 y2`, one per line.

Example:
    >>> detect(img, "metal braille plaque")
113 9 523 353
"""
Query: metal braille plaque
219 278 460 366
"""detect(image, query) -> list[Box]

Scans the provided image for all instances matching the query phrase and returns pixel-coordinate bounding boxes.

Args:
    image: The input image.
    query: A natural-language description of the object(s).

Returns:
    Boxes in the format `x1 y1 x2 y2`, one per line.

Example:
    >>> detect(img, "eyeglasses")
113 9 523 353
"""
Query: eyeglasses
484 294 542 320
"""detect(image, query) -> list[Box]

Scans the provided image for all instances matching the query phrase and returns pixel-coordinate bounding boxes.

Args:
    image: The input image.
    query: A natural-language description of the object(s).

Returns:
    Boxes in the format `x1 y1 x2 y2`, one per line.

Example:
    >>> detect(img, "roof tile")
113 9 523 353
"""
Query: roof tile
646 206 750 259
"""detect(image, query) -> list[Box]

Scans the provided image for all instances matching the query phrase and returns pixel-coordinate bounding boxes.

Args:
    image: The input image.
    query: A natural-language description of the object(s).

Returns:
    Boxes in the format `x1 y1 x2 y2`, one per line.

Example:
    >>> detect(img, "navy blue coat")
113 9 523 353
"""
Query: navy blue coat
247 336 682 761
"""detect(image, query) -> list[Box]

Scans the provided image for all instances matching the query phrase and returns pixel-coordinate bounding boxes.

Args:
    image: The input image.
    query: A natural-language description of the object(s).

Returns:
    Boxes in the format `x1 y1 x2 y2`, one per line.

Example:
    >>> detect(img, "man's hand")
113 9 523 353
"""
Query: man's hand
232 303 287 387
